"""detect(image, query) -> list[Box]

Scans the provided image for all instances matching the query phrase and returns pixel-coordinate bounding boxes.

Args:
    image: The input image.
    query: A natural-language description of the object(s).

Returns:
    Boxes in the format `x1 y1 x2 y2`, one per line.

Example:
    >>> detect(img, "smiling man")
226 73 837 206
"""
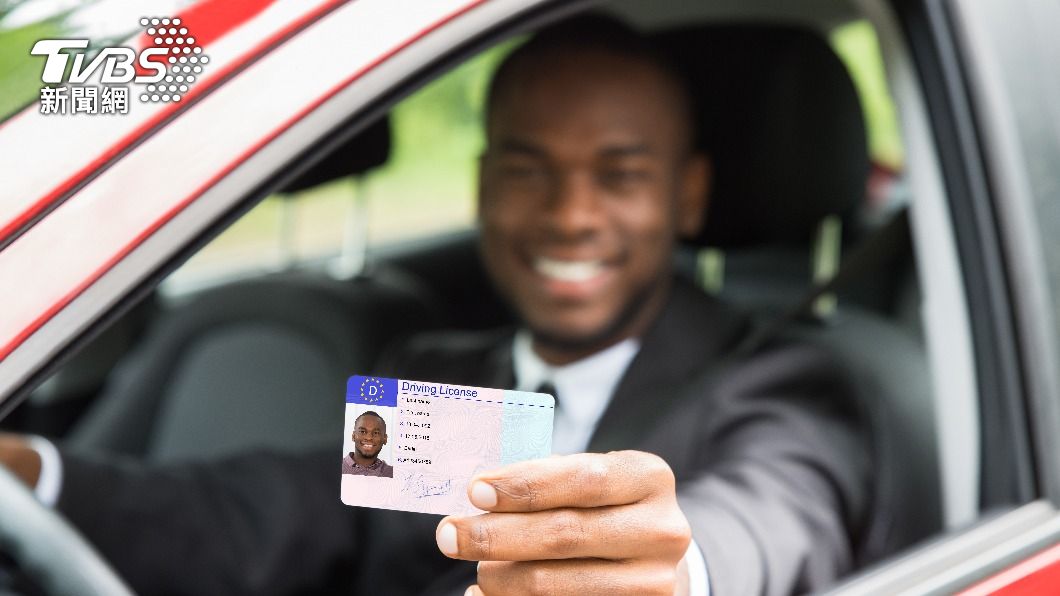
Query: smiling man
390 15 868 595
342 411 393 478
476 27 705 366
0 14 869 596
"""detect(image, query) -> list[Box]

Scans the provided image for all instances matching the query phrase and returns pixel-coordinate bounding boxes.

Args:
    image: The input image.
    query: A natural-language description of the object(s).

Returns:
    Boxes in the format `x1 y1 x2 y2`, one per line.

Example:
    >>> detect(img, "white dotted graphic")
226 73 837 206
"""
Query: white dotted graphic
138 16 208 104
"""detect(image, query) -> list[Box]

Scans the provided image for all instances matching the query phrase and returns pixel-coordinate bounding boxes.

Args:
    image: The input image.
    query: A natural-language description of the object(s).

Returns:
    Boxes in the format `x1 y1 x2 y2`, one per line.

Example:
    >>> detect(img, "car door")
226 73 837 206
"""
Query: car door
826 0 1060 592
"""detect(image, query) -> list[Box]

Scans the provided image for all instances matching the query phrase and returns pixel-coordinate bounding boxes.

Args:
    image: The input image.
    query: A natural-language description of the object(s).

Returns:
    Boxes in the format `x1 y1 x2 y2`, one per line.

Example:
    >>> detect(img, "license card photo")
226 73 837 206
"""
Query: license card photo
340 375 555 516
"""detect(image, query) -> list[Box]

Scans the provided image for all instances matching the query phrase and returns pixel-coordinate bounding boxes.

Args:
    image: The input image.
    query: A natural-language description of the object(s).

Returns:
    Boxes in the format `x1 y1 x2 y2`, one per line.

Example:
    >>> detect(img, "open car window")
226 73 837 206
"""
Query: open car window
162 42 515 293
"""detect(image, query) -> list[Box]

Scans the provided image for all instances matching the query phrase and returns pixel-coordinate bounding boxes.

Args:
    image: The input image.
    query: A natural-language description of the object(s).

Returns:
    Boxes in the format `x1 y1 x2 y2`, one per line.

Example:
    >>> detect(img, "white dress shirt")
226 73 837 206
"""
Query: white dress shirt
512 329 639 455
27 435 62 507
511 329 710 596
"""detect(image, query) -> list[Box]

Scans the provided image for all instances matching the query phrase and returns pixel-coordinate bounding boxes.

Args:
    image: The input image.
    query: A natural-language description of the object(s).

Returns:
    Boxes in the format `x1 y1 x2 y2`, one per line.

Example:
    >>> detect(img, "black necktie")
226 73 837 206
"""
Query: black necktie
535 381 559 409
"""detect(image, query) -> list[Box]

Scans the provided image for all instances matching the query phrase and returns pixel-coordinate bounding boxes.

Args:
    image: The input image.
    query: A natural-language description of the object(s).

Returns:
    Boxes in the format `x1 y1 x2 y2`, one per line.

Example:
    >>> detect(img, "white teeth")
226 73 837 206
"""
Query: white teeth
534 257 604 282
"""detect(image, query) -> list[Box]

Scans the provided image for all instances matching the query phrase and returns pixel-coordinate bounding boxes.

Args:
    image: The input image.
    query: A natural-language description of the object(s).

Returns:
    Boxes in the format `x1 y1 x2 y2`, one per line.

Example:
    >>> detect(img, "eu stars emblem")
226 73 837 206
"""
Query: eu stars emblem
360 377 386 403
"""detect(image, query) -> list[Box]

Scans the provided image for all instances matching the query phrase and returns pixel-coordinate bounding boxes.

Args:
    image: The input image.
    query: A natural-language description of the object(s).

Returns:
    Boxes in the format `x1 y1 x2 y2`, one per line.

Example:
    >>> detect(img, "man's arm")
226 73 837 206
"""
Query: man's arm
0 437 361 596
678 342 871 595
56 448 361 596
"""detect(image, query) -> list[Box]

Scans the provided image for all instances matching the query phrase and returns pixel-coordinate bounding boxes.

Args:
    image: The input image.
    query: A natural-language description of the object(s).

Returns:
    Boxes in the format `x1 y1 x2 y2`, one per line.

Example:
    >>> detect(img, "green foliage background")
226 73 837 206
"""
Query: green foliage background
0 18 61 118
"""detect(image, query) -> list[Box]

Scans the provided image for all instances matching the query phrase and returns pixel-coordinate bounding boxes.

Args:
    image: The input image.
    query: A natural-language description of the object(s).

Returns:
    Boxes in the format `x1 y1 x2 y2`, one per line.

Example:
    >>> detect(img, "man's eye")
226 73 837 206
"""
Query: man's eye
499 164 545 179
598 169 648 188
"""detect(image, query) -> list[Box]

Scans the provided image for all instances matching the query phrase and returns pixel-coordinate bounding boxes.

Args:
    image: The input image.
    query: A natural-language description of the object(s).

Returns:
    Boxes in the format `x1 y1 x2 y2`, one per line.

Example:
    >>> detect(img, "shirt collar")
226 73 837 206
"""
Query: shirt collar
347 454 384 469
512 329 640 411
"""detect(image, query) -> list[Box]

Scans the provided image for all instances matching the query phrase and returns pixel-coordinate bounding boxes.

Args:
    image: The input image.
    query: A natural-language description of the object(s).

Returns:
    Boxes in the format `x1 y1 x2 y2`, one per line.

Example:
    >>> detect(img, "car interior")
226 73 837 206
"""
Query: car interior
1 0 950 587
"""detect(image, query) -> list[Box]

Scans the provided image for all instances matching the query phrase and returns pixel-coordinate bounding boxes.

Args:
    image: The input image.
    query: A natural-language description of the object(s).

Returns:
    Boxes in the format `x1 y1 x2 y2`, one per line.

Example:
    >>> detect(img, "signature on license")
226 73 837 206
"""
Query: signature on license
402 473 451 498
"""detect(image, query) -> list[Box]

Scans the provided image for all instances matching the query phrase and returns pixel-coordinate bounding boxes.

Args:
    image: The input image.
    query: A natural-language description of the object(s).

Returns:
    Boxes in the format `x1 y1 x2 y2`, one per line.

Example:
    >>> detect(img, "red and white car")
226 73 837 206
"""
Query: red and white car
1 0 1059 593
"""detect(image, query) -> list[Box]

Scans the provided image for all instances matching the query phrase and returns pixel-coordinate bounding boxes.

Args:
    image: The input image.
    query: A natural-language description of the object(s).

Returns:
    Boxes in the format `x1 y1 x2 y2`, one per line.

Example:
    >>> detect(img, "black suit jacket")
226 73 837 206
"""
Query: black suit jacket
57 280 870 595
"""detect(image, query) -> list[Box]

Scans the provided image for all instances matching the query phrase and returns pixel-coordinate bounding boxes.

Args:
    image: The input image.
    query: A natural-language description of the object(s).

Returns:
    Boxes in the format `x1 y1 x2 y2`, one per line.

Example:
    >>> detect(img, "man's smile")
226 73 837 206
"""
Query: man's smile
524 253 624 301
533 256 606 282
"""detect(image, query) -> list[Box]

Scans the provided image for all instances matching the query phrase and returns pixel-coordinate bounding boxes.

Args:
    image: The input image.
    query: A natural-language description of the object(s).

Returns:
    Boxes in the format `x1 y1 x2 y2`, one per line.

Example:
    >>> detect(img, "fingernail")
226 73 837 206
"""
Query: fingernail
470 480 498 508
437 522 458 556
464 587 475 596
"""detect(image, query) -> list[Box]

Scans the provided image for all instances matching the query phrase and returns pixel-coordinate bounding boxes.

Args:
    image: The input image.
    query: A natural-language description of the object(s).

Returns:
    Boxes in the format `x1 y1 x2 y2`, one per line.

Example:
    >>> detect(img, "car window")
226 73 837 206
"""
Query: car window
830 18 909 224
832 19 902 172
165 21 906 295
161 41 517 293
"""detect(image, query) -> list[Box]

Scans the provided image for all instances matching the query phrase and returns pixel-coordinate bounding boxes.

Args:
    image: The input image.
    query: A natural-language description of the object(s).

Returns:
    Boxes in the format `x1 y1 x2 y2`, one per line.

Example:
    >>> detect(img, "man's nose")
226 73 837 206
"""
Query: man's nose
543 170 605 236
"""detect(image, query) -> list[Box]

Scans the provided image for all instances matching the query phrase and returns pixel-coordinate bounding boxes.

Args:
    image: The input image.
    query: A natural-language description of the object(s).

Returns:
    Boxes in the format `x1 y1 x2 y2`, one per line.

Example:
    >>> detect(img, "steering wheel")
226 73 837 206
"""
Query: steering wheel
0 466 133 595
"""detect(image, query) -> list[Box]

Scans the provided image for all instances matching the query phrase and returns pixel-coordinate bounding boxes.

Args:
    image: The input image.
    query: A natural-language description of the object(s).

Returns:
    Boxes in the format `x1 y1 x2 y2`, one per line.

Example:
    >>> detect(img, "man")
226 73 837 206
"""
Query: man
342 411 393 478
0 15 869 595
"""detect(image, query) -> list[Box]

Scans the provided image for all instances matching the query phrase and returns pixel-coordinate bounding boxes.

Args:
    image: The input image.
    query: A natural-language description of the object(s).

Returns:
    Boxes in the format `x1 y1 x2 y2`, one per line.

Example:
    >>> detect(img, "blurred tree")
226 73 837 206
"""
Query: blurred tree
0 0 32 23
831 20 904 169
0 19 64 119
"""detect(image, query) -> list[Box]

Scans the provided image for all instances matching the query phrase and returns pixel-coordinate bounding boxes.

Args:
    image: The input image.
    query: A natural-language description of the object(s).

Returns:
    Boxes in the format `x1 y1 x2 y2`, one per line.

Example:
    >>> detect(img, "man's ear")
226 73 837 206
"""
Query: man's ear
676 153 711 239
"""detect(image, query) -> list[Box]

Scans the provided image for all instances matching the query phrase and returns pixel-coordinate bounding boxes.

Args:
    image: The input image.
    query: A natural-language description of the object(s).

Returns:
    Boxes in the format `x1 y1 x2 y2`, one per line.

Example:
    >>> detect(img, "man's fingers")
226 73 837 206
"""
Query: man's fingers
467 451 674 512
435 507 690 562
474 559 678 596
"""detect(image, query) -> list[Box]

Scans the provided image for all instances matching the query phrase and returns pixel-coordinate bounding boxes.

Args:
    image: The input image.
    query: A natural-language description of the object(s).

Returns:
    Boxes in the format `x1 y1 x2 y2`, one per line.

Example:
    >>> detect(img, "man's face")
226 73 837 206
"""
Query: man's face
479 49 707 362
352 415 387 459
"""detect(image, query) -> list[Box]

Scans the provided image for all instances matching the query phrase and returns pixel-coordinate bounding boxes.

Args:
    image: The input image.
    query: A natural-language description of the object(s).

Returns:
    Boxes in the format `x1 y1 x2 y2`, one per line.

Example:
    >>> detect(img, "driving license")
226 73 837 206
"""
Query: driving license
340 375 555 516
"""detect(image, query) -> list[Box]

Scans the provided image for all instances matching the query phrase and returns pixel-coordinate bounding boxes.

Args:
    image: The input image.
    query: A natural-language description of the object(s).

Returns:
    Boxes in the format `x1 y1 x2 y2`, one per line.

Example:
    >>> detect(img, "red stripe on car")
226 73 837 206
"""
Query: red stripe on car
958 543 1060 595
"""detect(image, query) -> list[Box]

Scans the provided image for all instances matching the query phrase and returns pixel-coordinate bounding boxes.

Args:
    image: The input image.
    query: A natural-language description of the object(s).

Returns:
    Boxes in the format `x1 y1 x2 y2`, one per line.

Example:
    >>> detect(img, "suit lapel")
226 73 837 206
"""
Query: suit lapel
588 279 750 452
466 280 749 453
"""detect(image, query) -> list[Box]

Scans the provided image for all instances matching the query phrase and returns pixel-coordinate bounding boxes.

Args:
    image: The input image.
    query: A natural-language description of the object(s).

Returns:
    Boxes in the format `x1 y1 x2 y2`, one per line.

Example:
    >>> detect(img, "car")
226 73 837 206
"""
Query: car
1 0 1059 593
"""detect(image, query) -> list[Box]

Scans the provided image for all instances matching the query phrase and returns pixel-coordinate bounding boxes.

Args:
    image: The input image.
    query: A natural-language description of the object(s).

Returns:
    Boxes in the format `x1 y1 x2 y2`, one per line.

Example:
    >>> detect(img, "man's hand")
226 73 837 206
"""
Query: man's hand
435 451 692 596
0 433 41 487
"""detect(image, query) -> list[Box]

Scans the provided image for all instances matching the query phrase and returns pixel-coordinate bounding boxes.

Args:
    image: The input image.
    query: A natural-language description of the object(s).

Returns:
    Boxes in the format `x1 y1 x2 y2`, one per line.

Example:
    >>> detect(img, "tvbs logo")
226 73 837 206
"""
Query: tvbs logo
32 17 208 115
32 39 169 85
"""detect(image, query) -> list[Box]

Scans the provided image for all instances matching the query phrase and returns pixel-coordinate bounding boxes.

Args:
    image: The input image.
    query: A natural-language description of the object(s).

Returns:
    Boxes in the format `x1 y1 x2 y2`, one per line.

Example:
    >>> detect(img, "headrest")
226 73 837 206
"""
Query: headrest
654 25 869 248
281 116 391 193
